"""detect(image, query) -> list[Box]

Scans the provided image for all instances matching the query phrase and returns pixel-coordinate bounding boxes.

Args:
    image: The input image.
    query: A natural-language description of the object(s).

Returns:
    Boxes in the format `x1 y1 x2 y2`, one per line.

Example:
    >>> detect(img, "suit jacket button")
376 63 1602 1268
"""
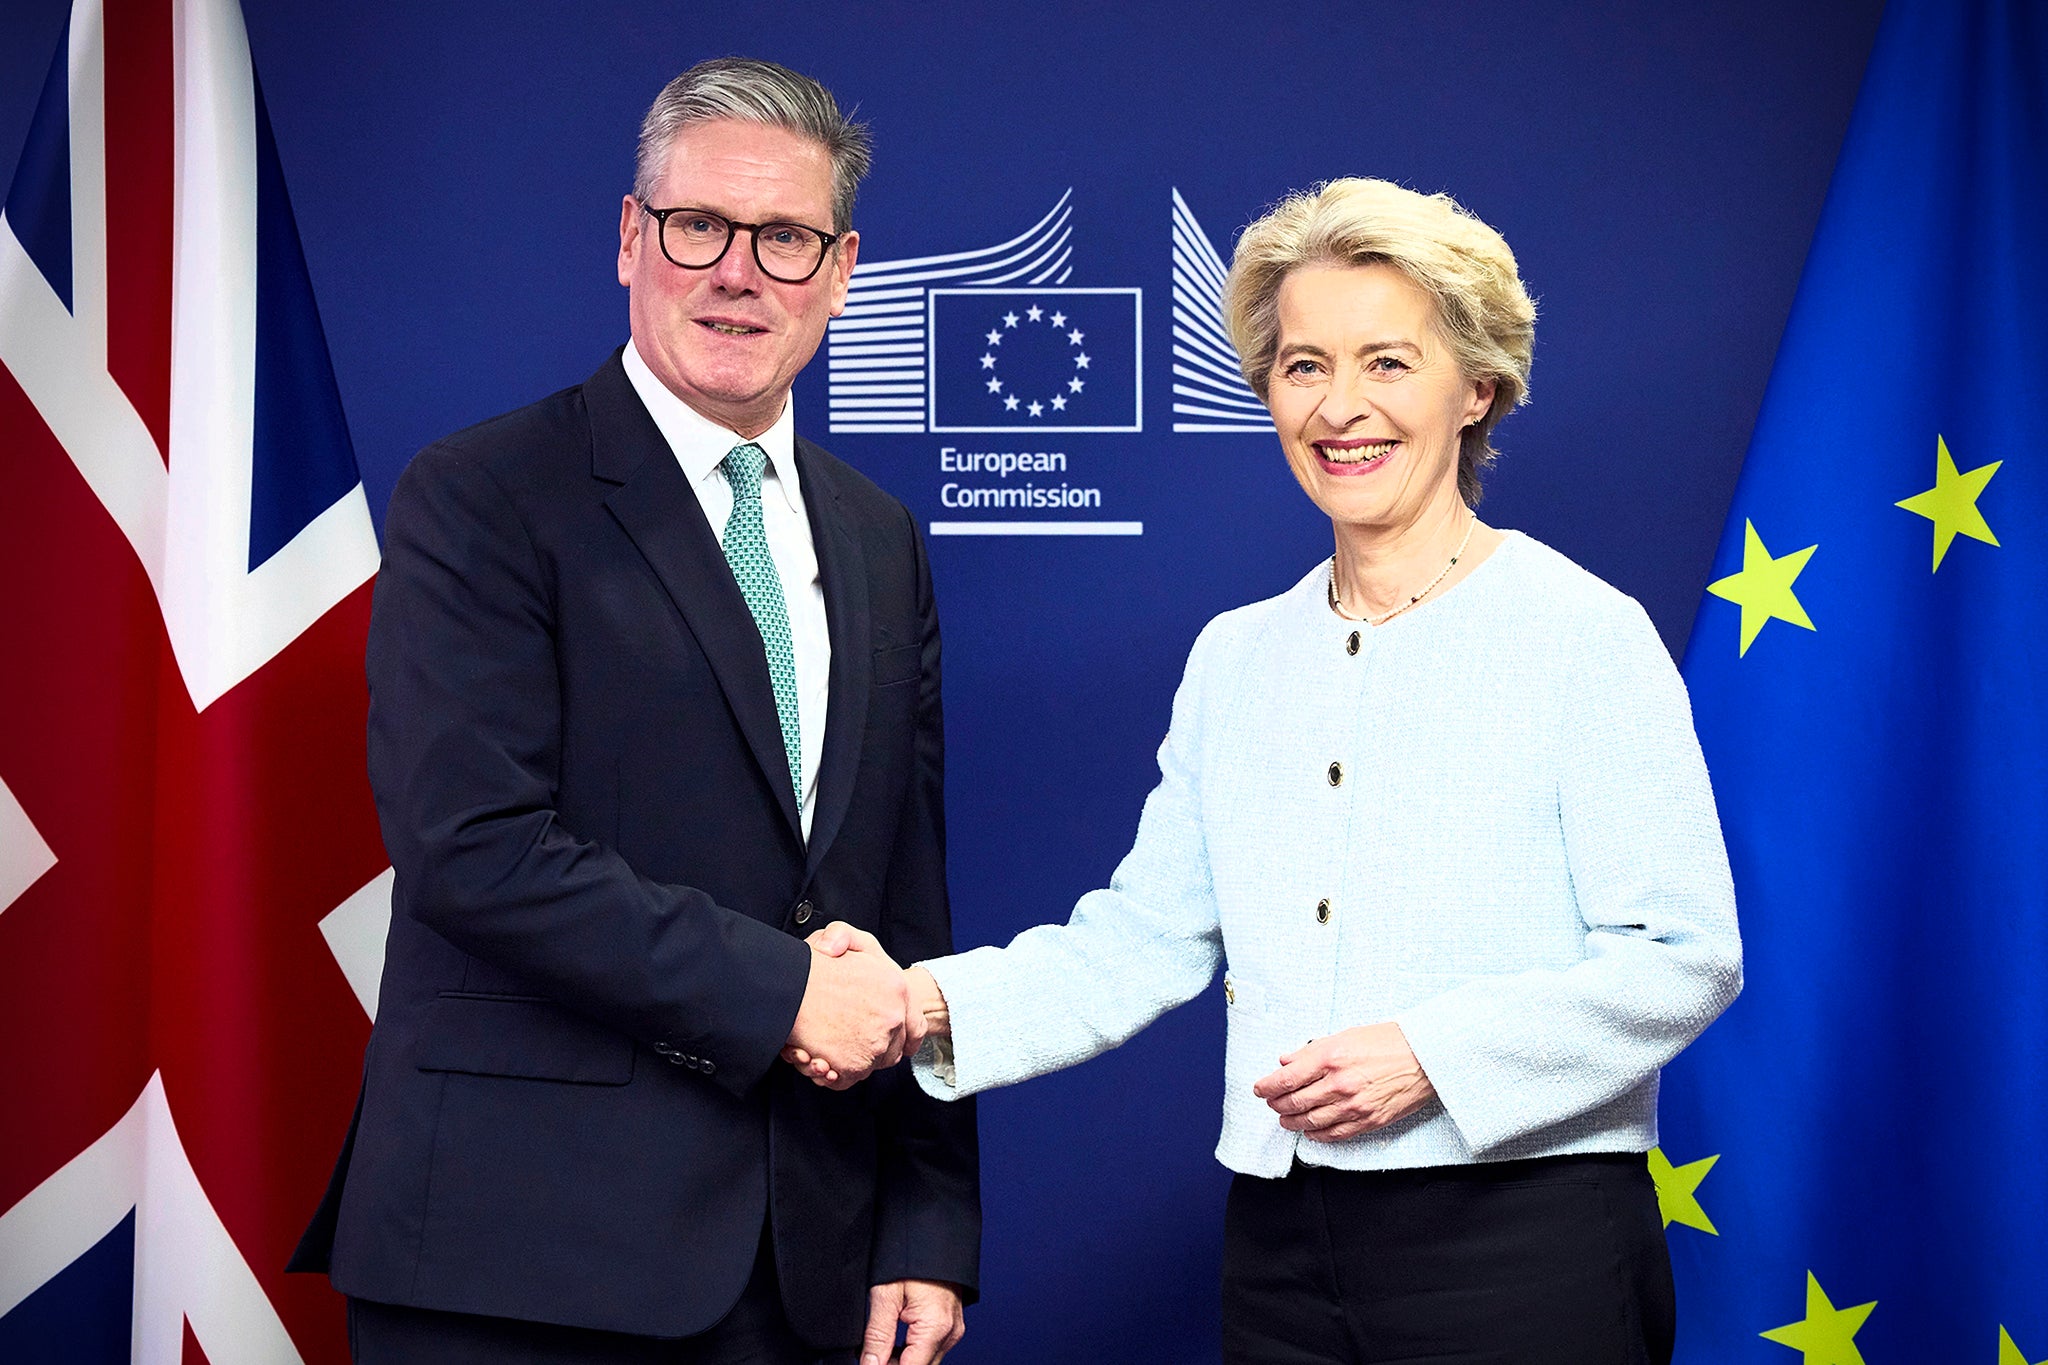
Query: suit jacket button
1316 899 1333 924
1346 631 1361 656
701 1060 716 1076
794 899 814 925
1327 761 1344 787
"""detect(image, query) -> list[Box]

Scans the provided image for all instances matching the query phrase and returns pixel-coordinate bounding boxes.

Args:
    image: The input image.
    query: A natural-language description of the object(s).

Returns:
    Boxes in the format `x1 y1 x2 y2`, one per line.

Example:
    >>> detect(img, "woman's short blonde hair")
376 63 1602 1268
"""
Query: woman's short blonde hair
1222 178 1536 504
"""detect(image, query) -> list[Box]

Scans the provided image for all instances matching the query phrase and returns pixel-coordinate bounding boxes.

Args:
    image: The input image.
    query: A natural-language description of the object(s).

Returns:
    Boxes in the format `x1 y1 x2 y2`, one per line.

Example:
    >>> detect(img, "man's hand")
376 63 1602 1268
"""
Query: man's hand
1251 1022 1436 1142
784 924 916 1090
784 924 949 1086
862 1278 965 1365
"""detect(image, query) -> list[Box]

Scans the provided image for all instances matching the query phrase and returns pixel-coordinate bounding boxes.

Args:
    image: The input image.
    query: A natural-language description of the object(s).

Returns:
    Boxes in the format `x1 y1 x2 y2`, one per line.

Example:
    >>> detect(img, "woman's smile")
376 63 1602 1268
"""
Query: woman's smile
1314 437 1400 474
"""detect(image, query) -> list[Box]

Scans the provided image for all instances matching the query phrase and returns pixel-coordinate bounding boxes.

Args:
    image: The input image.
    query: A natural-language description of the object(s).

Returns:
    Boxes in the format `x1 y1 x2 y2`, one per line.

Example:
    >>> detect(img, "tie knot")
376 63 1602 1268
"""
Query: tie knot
723 443 768 501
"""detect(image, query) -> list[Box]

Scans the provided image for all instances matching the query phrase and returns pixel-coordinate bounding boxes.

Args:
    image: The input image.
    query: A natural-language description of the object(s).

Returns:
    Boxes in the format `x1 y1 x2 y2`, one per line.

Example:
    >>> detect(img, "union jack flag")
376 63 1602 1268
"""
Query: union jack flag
0 1 388 1359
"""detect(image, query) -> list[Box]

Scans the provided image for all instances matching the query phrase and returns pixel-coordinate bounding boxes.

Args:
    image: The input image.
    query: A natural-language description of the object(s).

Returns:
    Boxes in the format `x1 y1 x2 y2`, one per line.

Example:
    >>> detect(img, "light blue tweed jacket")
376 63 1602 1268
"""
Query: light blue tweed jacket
915 533 1742 1175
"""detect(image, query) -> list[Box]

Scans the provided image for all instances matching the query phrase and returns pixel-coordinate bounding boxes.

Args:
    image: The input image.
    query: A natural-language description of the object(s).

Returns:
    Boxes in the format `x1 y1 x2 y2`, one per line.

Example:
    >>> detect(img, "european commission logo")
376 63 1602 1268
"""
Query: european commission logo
822 189 1271 538
825 189 1266 438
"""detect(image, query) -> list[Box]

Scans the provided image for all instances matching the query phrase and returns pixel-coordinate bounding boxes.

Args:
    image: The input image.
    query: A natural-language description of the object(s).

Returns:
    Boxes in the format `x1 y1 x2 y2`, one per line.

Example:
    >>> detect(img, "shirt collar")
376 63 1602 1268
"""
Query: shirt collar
622 336 803 515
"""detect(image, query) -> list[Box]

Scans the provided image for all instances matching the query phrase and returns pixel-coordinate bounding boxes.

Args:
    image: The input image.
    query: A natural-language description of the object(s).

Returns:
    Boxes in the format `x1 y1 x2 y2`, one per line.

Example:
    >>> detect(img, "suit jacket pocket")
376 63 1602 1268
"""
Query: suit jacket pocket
873 643 921 687
416 992 635 1085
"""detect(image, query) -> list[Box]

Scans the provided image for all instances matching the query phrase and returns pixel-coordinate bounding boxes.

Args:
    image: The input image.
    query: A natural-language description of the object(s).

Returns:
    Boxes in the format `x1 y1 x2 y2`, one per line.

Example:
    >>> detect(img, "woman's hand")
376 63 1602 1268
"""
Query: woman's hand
1252 1022 1436 1142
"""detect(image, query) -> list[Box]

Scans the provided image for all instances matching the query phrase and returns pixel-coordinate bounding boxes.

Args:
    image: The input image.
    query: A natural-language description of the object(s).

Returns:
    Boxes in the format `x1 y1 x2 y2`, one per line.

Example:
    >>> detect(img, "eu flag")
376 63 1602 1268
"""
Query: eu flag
1665 1 2047 1361
928 288 1142 433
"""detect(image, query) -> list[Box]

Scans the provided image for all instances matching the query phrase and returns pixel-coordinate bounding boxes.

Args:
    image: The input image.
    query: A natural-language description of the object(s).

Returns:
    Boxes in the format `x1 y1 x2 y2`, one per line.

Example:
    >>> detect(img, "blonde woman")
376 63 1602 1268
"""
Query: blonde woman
800 178 1742 1365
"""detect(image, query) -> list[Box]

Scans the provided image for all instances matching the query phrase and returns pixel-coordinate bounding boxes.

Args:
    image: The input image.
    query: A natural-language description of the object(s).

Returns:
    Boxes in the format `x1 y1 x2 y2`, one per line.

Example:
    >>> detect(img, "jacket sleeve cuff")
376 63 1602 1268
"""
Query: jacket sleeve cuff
1394 999 1517 1154
684 918 812 1098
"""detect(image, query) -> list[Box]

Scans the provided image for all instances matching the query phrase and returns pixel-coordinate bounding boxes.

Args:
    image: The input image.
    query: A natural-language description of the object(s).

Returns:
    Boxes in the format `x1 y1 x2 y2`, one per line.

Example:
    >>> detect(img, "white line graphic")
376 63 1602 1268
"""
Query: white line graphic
928 521 1143 536
1169 189 1272 434
828 193 1076 434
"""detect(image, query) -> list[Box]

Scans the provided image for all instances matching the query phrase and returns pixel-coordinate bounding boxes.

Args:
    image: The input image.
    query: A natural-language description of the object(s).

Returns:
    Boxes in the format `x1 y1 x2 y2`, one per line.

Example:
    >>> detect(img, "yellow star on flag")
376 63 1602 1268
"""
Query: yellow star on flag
1896 434 2001 570
1707 520 1818 657
1761 1271 1876 1364
1646 1146 1719 1234
2000 1325 2048 1365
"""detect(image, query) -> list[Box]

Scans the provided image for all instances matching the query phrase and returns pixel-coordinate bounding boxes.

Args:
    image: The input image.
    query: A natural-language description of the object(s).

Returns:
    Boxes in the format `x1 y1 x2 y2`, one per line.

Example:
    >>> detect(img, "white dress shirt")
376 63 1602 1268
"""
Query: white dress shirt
622 338 830 841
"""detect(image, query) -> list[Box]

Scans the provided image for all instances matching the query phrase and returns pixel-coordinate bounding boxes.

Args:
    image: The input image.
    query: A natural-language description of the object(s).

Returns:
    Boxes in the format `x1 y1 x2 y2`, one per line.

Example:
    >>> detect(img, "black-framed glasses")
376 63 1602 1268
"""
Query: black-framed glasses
637 202 840 284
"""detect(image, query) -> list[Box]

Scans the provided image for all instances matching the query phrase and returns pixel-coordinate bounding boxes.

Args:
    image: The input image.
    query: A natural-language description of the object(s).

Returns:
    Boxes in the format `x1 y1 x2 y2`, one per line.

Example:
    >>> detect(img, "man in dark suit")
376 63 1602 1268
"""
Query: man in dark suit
291 57 979 1365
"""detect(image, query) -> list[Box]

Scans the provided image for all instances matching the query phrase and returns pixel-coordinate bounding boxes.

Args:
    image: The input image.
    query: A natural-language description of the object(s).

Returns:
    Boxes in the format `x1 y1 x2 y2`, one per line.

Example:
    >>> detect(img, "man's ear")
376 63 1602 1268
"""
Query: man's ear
827 230 860 317
618 196 644 287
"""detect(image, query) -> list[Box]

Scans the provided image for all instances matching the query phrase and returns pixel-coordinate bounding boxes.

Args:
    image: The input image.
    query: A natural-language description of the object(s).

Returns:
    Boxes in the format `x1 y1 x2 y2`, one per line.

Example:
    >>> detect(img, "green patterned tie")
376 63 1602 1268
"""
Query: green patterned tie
719 443 802 807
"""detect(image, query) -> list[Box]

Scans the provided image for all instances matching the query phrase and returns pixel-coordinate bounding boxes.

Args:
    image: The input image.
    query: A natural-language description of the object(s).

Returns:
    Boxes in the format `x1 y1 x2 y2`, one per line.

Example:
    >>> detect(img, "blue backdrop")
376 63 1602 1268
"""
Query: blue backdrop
0 4 1889 1360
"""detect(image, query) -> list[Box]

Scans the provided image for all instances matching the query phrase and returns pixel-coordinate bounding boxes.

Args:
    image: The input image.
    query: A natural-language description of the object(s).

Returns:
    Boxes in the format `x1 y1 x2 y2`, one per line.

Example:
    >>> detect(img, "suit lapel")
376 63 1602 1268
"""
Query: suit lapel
587 354 803 839
798 435 870 878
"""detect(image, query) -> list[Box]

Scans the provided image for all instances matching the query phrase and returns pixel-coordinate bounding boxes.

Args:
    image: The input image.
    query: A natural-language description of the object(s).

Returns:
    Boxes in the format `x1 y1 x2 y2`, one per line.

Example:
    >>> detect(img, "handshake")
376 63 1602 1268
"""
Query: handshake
781 922 949 1089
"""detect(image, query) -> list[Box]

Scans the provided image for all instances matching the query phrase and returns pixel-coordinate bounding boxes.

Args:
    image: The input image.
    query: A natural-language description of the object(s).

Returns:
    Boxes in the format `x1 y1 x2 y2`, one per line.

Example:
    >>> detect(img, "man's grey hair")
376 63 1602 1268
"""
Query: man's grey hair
634 57 872 234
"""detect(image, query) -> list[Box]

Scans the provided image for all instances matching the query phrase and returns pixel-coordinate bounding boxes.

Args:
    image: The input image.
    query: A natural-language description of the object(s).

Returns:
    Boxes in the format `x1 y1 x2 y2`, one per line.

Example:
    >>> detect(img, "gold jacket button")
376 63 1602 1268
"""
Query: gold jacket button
1224 979 1237 1005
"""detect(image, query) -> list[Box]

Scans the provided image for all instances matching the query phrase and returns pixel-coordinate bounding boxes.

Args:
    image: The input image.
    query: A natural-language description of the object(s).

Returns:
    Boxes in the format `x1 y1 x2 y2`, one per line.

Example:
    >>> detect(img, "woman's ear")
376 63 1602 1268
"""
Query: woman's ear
1464 376 1498 428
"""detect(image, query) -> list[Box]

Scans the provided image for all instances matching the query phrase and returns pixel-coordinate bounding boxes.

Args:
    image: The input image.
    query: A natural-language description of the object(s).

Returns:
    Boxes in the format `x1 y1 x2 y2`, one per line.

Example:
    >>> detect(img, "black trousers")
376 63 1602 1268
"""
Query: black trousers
347 1230 858 1365
1221 1153 1675 1365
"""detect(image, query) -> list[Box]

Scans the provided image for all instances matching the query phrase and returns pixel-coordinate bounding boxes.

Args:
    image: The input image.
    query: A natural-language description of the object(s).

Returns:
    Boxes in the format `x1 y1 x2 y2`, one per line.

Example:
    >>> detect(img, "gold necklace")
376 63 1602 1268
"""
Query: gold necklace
1330 516 1478 626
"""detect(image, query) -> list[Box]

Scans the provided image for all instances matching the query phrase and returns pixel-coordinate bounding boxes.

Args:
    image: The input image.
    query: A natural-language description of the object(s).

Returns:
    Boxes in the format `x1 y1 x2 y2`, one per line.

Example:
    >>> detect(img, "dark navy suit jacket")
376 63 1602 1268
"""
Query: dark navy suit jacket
291 350 980 1345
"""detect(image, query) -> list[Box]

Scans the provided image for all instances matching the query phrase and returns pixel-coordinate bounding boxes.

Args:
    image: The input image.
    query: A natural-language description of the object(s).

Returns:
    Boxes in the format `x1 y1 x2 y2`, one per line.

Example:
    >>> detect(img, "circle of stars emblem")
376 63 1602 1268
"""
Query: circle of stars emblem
979 303 1089 419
